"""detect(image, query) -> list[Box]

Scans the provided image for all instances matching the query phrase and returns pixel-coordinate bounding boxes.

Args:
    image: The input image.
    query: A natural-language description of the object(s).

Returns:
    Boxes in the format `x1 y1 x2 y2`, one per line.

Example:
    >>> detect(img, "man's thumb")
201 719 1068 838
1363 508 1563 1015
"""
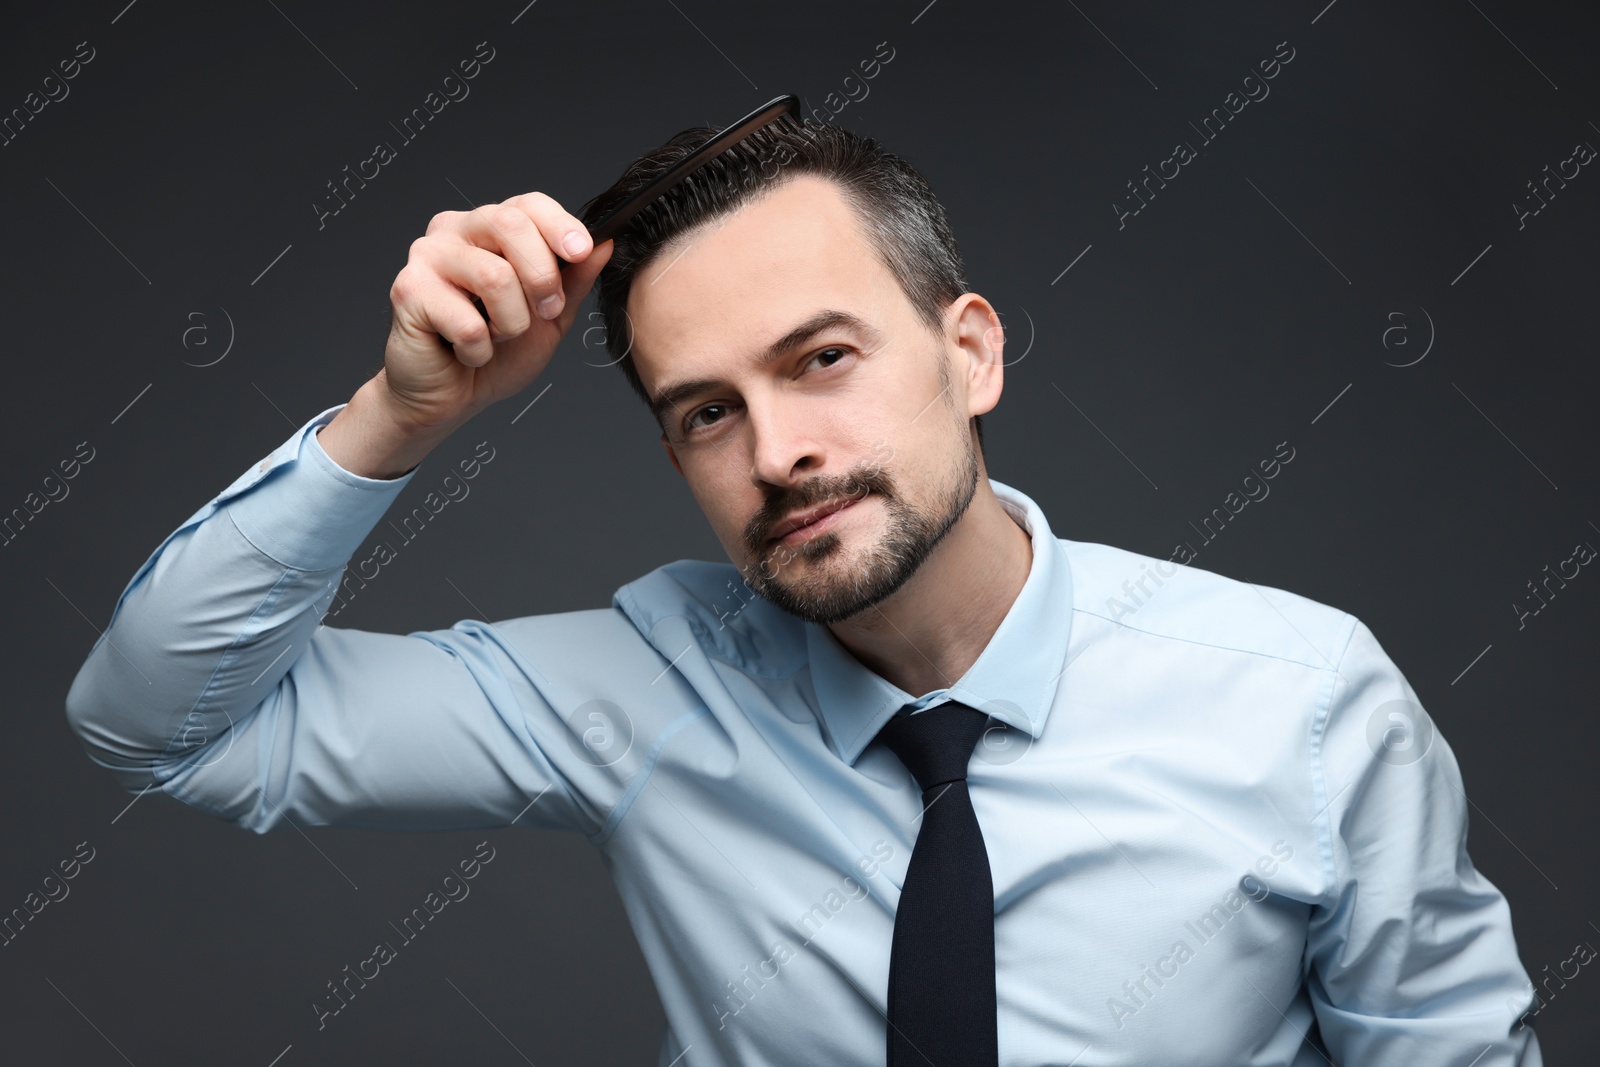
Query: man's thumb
553 238 615 336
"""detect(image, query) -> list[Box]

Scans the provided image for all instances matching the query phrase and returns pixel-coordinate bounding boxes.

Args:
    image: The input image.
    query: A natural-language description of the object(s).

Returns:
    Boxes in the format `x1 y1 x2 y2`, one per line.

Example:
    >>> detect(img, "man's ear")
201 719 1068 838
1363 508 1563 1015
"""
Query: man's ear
661 434 684 477
951 294 1004 420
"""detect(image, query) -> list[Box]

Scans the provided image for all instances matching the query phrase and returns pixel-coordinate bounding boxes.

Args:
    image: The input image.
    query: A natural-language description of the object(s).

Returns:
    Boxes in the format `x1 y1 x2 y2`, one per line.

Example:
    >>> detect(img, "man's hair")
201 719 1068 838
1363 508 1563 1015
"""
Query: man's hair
578 115 985 454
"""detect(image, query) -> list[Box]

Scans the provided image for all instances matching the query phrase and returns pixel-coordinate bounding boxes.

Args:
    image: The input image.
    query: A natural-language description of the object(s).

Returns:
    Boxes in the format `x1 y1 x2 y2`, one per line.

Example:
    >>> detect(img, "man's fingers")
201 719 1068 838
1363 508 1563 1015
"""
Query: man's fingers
453 243 533 344
458 193 593 322
398 195 603 377
419 288 495 368
507 191 593 265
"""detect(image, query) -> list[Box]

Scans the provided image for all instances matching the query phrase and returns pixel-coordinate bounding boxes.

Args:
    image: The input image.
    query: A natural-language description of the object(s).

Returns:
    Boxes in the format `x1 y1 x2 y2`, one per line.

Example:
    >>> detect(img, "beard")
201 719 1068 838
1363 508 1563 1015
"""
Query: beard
738 423 981 625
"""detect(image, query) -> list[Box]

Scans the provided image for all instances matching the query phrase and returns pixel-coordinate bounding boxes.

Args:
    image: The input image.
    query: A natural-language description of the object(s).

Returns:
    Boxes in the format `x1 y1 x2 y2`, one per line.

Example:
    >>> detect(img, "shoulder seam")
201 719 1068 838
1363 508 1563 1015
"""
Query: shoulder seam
1072 605 1347 673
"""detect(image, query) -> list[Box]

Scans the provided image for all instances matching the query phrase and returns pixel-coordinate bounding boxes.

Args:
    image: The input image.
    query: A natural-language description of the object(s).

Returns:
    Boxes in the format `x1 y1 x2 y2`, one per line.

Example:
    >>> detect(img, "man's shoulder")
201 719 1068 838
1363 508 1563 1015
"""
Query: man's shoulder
610 558 808 674
1060 537 1359 673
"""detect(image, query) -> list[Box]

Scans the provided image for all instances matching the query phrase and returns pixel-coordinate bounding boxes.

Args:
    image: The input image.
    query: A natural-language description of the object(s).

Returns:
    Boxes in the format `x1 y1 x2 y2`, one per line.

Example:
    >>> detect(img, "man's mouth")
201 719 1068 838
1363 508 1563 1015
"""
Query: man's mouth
768 491 870 544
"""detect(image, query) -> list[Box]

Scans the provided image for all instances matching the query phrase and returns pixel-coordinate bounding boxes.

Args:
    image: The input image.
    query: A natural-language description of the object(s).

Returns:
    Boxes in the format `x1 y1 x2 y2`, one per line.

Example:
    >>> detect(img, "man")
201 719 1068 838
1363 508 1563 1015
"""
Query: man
67 115 1542 1065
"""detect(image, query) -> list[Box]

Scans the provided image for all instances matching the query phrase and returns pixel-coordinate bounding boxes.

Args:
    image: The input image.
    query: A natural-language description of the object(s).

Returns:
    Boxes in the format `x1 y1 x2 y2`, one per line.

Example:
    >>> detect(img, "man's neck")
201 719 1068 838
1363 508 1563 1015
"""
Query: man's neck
827 480 1034 698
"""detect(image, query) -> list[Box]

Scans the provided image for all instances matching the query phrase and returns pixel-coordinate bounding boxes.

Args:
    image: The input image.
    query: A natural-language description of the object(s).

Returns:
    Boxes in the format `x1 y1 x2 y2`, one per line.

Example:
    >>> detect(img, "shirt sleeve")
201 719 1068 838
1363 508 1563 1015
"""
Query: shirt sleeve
1304 617 1544 1064
63 403 651 837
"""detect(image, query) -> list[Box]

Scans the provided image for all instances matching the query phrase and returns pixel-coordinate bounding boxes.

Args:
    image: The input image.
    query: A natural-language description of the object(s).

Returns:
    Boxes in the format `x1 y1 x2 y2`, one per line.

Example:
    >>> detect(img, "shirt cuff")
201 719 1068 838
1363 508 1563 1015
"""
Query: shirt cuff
225 403 419 571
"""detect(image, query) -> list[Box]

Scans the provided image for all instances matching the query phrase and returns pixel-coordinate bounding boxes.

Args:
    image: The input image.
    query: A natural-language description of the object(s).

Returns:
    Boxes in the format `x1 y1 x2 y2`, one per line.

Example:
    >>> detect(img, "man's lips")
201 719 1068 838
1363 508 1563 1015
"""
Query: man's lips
768 492 870 543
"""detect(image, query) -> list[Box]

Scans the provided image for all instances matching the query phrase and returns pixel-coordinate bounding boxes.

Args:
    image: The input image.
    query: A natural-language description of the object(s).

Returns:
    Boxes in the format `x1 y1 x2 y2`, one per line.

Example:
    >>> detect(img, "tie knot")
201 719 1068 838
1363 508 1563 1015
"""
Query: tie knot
874 701 989 792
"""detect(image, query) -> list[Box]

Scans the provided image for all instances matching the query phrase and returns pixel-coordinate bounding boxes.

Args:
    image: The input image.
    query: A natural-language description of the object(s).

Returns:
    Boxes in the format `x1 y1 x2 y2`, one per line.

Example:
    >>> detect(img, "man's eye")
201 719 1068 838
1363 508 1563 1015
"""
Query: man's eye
683 347 852 435
804 346 850 371
685 404 730 432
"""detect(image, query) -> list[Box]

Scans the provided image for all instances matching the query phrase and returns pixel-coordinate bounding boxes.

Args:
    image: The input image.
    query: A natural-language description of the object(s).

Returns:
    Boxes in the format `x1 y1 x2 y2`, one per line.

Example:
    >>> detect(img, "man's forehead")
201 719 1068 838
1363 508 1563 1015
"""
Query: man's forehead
625 175 894 386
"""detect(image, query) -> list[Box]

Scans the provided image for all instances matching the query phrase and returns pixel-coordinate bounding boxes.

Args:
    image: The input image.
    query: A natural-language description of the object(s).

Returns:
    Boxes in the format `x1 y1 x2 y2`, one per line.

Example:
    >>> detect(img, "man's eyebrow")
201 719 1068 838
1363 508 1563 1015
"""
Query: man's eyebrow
649 309 880 430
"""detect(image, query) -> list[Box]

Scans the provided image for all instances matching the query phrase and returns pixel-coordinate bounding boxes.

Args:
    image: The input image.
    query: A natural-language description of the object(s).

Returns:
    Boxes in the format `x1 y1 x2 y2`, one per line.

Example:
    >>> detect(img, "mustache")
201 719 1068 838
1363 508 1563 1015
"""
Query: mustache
745 465 893 549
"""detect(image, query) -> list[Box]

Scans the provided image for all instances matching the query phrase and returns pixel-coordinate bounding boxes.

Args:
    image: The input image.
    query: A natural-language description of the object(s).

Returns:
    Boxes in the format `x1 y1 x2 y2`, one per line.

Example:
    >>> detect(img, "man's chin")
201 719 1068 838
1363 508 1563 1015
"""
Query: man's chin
749 545 919 625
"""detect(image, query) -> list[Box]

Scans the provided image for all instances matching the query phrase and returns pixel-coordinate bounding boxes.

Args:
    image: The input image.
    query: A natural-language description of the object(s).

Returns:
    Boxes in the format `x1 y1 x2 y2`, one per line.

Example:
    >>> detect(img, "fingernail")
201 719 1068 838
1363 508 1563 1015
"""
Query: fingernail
537 293 563 318
562 231 587 258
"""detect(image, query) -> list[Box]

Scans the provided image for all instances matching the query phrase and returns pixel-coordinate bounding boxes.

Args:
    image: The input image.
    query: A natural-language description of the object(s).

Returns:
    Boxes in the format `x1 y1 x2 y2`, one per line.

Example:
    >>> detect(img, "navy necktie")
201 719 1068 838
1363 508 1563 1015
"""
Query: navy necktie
874 700 999 1066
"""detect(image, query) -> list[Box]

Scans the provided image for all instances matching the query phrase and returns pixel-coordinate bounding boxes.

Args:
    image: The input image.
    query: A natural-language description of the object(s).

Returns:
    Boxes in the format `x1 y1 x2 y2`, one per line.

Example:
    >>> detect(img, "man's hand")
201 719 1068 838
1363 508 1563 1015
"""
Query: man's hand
321 193 614 478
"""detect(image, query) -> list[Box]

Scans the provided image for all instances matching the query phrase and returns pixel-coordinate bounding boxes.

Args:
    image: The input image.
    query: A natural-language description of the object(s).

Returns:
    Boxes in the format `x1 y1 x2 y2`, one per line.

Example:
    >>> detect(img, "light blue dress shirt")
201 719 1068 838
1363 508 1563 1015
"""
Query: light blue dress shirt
66 403 1543 1066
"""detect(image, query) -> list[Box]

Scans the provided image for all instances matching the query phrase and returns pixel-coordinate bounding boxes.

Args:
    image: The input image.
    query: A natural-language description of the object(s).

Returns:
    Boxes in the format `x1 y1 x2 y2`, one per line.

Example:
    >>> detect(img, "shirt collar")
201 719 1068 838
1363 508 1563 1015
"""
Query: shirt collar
804 478 1073 765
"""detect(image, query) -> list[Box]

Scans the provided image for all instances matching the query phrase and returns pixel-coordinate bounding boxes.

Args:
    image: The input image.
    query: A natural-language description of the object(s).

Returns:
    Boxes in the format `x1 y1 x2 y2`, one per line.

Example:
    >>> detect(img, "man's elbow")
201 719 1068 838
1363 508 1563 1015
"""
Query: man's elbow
63 656 162 790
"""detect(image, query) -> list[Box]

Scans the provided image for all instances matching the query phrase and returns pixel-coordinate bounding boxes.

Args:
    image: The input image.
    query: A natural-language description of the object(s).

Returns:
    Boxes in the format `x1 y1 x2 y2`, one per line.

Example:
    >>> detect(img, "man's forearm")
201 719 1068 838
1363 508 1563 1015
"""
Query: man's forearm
63 405 415 790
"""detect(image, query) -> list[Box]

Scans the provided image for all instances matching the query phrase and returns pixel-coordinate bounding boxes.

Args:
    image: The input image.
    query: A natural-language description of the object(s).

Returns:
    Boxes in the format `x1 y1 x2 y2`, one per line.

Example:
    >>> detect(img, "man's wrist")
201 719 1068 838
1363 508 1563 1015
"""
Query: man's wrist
318 377 464 480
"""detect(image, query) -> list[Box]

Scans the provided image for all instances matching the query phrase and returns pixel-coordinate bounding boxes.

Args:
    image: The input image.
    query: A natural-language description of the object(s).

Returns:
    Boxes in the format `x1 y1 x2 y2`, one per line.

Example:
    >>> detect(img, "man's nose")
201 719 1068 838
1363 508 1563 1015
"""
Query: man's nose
746 395 822 485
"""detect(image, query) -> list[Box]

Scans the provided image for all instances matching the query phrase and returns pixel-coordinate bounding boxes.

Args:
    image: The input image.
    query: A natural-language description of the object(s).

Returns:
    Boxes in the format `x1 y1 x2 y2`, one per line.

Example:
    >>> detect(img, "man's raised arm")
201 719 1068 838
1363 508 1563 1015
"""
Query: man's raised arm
63 195 639 834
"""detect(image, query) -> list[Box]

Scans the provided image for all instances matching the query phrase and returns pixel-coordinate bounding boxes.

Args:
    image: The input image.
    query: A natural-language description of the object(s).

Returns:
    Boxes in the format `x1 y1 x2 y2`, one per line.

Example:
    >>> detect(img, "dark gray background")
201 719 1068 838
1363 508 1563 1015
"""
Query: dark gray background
3 0 1596 1062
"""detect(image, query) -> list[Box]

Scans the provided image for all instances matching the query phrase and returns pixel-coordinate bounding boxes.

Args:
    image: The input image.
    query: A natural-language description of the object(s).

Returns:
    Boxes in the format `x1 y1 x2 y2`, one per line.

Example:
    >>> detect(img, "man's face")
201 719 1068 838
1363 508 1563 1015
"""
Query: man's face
626 175 994 625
